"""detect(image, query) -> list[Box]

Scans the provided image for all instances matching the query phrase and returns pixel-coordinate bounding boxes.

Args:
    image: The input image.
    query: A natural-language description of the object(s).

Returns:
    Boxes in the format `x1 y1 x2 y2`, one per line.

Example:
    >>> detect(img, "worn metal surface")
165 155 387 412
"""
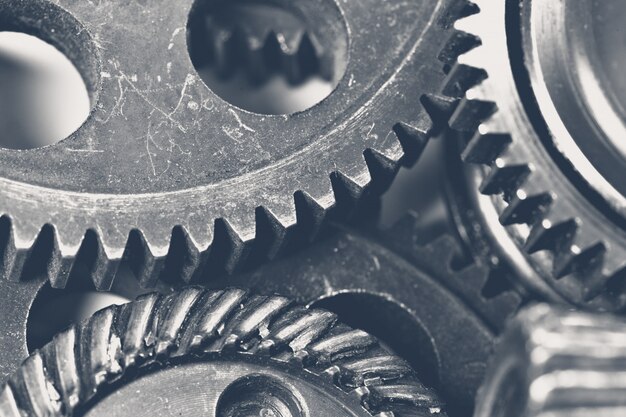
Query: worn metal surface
0 288 446 417
443 0 626 310
475 303 626 417
0 213 523 417
0 0 462 289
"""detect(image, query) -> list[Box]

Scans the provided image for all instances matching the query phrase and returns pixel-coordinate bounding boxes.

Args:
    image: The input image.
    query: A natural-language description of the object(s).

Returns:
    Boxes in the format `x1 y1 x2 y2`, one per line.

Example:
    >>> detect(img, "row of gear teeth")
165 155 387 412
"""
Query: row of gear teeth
439 0 626 307
195 19 333 85
0 93 455 293
0 289 444 417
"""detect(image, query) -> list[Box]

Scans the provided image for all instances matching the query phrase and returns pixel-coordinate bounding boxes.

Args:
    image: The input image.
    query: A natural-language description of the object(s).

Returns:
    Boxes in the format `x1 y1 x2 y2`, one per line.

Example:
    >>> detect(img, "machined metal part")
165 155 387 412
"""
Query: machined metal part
0 214 524 417
0 0 463 290
0 288 446 417
442 0 626 310
475 303 626 417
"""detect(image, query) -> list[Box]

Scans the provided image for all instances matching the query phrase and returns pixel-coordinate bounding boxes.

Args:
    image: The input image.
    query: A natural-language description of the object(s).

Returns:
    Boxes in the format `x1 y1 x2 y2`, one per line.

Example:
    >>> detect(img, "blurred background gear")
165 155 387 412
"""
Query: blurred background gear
0 0 464 293
0 212 523 417
475 303 626 417
0 288 446 417
443 0 626 311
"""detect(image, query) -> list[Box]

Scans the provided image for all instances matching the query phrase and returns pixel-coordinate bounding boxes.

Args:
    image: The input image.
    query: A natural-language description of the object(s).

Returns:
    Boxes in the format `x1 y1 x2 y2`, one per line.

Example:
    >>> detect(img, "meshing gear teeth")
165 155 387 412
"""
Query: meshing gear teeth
0 288 446 417
0 213 524 416
0 0 464 291
441 0 626 310
475 303 626 417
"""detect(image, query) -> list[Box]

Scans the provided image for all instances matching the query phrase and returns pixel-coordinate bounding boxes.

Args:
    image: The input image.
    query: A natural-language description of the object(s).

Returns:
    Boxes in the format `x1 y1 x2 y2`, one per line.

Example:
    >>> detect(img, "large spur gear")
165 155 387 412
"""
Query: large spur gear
0 288 446 417
443 0 626 310
0 0 463 290
0 213 524 416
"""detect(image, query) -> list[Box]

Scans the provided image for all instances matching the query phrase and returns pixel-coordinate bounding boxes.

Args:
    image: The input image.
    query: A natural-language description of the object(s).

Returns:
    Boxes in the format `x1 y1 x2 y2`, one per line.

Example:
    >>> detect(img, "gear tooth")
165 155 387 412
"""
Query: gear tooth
297 31 320 80
499 190 553 226
461 132 511 164
337 355 413 389
154 287 204 356
293 190 329 243
392 120 430 166
160 225 201 285
16 352 61 416
420 93 458 132
48 327 81 410
439 30 481 68
307 328 376 365
0 382 21 417
361 384 444 415
479 163 531 197
123 229 165 289
80 306 121 394
363 147 402 195
251 206 293 261
554 242 606 280
450 98 497 132
119 293 161 366
386 212 419 240
330 170 368 214
442 63 487 98
525 218 579 255
207 217 254 276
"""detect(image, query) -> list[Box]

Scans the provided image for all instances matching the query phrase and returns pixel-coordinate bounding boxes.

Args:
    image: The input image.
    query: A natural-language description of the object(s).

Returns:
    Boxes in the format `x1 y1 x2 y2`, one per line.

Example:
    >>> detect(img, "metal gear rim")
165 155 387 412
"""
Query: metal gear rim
0 0 462 291
0 288 446 417
442 0 626 310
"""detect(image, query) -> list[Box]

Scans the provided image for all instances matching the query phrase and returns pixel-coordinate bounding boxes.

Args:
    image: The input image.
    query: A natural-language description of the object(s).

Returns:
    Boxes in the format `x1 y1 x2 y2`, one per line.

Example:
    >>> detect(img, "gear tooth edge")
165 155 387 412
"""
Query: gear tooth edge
154 287 205 356
479 163 531 198
204 217 255 276
359 384 444 416
461 131 511 165
363 147 402 195
525 217 579 255
475 304 626 417
420 93 458 132
0 382 21 417
261 309 337 354
330 170 368 210
119 292 162 365
122 229 168 290
337 356 414 389
392 119 430 166
47 326 81 411
450 97 497 133
252 205 294 261
442 62 487 99
293 190 331 243
159 225 202 285
17 352 62 417
307 328 377 366
225 295 293 348
438 29 481 68
499 191 553 226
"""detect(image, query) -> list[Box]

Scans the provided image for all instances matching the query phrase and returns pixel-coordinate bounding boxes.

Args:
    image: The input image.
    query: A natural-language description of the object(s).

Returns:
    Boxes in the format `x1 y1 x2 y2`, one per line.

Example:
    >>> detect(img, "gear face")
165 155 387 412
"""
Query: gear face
0 214 523 416
443 0 626 310
0 288 446 417
475 303 626 417
0 0 462 290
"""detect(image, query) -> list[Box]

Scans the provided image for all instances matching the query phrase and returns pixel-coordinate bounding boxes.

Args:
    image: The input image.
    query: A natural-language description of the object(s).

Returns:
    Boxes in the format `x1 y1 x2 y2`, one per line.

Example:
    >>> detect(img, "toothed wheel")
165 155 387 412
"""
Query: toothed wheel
442 0 626 310
0 0 462 290
475 303 626 417
0 288 446 417
0 214 524 416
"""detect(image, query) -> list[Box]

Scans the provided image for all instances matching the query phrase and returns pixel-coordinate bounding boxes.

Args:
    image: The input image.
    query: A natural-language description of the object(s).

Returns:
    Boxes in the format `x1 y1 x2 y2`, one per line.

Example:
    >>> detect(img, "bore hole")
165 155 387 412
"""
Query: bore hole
0 32 90 149
311 292 440 389
187 0 348 114
216 374 305 417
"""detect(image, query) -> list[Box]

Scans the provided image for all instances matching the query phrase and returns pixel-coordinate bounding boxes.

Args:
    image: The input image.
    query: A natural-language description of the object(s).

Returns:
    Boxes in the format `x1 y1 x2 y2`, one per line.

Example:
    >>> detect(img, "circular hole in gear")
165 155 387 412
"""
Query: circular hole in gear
310 292 441 390
216 374 306 417
186 0 349 115
0 1 98 149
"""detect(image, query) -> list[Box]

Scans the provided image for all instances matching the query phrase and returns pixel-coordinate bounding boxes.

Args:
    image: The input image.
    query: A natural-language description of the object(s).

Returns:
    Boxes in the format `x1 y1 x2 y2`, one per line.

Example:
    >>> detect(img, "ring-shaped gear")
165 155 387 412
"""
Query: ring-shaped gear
0 288 446 417
442 0 626 310
0 0 461 290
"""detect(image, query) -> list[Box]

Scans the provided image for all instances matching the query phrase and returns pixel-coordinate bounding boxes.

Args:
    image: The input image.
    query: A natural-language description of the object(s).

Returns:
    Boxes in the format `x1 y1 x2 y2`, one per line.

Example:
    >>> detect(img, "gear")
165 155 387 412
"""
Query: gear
0 0 462 291
0 213 523 416
475 303 626 417
442 0 626 310
0 288 446 417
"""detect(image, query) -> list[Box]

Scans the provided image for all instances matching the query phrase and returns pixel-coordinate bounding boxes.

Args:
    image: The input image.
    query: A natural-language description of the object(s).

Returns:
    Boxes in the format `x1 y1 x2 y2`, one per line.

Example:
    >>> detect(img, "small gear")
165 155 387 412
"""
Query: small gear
0 288 446 417
475 303 626 417
0 0 463 291
0 213 523 417
442 0 626 310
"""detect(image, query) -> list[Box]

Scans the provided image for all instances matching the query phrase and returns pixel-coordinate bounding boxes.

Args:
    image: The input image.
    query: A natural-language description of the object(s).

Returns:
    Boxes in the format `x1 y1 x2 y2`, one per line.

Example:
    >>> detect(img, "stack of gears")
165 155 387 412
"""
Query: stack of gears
1 0 626 416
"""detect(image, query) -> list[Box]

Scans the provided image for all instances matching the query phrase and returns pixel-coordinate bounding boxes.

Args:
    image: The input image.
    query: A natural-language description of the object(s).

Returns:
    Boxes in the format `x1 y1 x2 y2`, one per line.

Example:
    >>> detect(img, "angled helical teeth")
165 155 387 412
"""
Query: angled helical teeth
475 304 626 417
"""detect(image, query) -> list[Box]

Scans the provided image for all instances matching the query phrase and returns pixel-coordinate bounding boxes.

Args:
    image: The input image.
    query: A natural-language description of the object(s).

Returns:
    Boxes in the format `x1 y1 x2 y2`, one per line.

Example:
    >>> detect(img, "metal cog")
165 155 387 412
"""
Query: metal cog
442 0 626 310
0 288 446 417
0 0 462 291
0 213 524 416
475 303 626 417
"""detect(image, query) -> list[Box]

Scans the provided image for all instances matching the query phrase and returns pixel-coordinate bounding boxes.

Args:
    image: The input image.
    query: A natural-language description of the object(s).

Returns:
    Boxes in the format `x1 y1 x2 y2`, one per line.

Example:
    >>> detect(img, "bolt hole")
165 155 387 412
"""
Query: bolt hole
0 32 91 149
216 374 305 417
187 0 348 115
310 292 440 390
